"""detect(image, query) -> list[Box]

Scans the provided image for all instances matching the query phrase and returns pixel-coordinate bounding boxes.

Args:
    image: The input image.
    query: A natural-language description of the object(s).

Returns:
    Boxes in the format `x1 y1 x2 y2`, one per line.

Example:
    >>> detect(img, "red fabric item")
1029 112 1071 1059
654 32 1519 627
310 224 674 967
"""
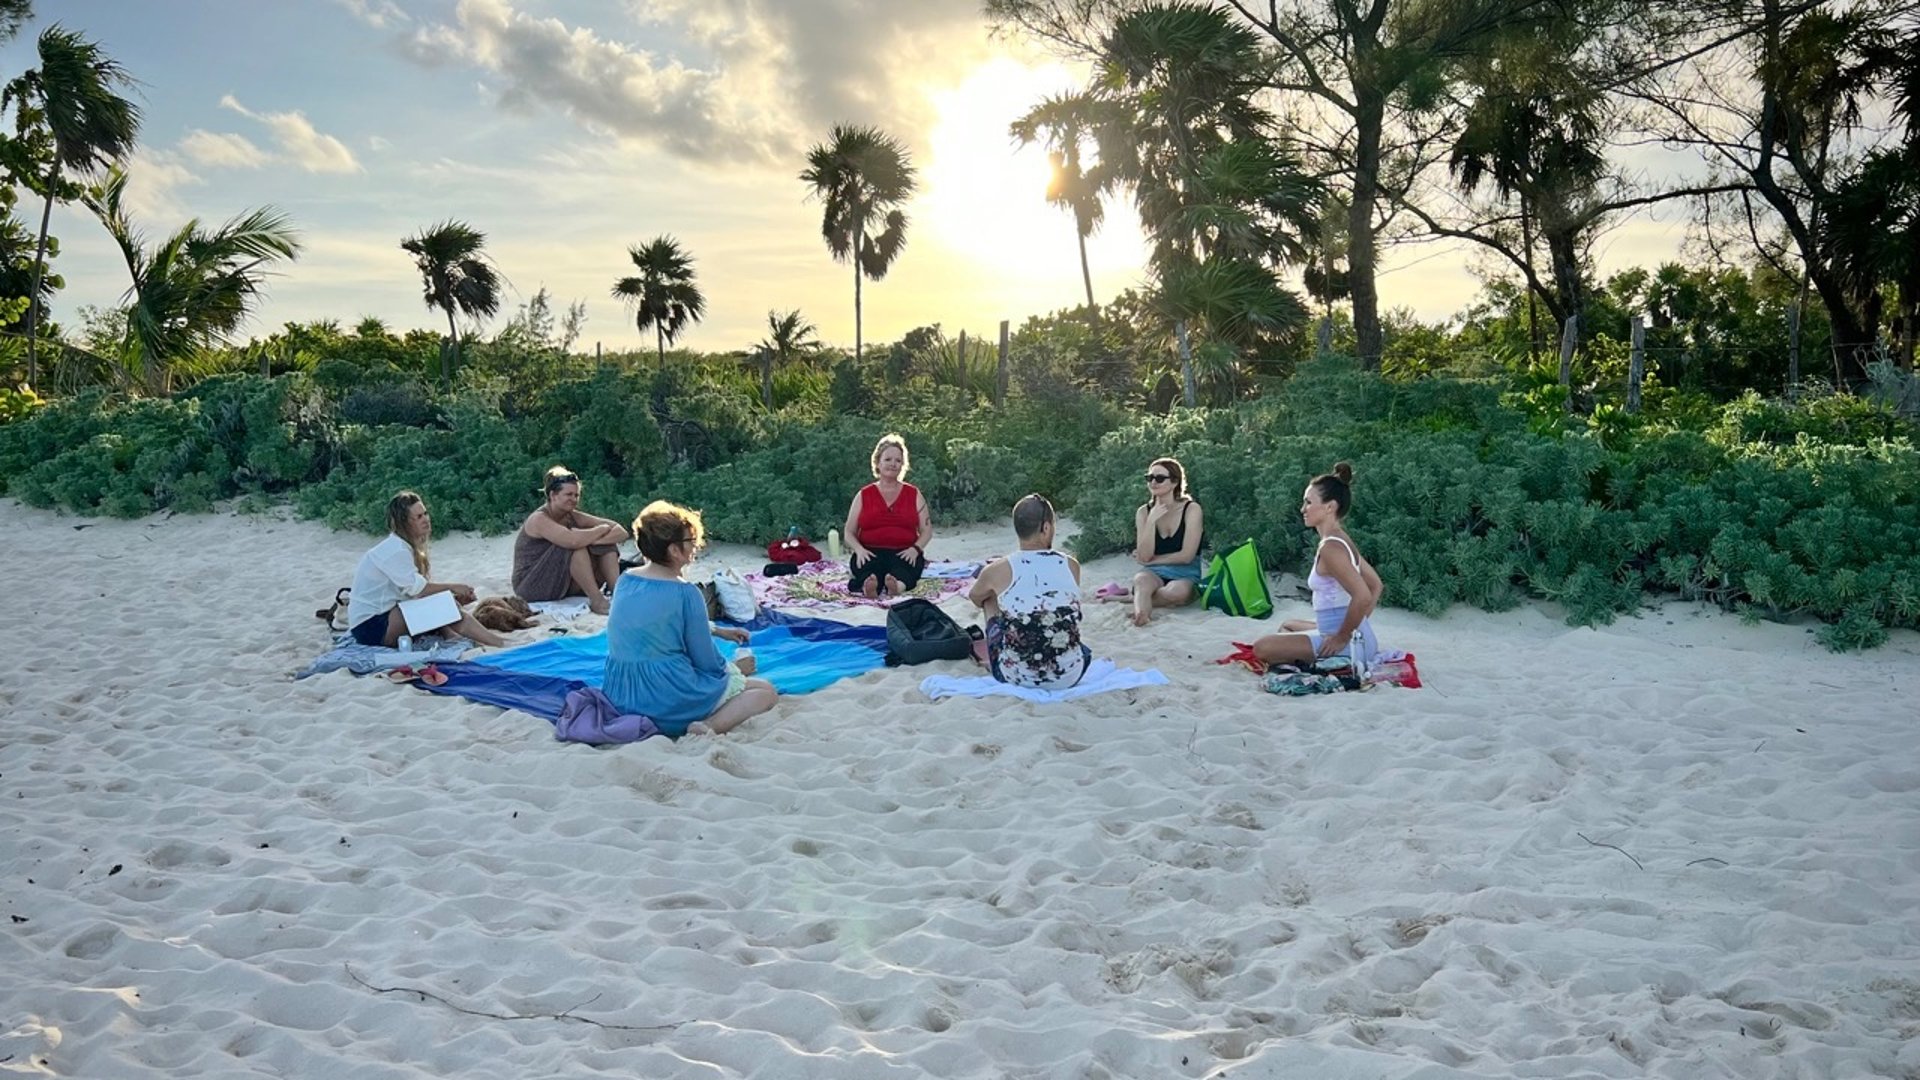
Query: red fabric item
1213 641 1267 675
767 537 822 564
855 482 921 550
1370 653 1422 688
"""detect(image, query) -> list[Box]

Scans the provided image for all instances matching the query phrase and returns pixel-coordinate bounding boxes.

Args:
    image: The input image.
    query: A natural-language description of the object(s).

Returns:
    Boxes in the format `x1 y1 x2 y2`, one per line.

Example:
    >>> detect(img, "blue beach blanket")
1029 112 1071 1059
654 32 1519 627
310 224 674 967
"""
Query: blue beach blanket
419 616 890 724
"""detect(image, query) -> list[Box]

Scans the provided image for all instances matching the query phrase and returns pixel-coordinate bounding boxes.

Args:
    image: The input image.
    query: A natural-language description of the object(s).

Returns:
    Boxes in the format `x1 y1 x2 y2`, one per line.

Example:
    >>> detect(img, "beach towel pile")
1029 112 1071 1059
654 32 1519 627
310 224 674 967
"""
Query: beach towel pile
746 560 978 609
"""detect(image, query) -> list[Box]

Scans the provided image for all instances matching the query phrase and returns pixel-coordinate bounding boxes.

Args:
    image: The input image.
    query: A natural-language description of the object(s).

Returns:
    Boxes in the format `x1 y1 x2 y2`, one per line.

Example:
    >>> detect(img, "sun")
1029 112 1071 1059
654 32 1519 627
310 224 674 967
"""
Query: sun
917 57 1143 310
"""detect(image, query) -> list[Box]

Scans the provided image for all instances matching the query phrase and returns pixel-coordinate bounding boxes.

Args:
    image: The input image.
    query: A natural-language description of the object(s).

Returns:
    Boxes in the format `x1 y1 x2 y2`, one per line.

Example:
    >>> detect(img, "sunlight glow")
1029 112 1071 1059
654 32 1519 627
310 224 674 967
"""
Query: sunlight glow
918 57 1145 313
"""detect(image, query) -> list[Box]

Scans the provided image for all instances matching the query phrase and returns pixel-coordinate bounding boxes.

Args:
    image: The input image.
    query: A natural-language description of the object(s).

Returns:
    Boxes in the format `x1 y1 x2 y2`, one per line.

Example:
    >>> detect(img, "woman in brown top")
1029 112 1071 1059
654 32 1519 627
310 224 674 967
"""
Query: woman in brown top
511 466 630 614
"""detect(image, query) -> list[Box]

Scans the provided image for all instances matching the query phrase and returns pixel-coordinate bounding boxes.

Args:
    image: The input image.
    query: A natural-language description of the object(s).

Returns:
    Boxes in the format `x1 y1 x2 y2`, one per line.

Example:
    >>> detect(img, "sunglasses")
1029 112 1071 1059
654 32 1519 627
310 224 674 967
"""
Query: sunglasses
545 473 579 492
1144 473 1172 483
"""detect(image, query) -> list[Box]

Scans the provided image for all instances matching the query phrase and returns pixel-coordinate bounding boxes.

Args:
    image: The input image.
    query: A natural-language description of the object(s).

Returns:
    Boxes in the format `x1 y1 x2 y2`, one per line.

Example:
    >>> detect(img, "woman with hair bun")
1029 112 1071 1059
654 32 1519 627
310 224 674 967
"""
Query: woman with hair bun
1252 462 1384 668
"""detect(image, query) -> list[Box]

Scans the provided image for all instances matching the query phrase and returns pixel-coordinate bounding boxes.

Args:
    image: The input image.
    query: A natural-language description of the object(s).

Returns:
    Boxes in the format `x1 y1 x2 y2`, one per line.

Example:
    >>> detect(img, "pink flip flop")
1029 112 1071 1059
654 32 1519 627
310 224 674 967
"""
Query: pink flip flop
1093 581 1130 602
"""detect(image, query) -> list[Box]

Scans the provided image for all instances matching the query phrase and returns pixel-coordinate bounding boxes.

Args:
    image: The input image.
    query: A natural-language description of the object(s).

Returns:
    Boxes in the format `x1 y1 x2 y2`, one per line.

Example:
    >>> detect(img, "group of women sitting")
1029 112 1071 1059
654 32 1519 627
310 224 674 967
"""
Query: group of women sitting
346 432 1383 736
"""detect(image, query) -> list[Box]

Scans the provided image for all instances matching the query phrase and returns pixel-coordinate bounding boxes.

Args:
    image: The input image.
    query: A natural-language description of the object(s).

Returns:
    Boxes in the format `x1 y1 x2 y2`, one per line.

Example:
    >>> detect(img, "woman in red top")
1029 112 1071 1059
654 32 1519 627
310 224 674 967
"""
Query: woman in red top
843 433 934 598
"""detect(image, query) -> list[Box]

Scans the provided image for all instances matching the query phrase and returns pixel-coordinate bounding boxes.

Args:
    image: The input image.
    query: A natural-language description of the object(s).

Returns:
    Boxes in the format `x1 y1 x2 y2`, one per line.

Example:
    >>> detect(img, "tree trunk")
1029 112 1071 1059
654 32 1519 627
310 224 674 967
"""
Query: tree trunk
1627 316 1645 414
1348 90 1386 369
996 319 1010 407
1545 226 1584 335
853 226 865 363
443 308 459 383
760 350 774 409
1557 314 1579 414
25 189 54 388
657 326 665 371
1176 320 1195 407
1787 300 1802 397
1077 228 1094 309
1521 196 1541 363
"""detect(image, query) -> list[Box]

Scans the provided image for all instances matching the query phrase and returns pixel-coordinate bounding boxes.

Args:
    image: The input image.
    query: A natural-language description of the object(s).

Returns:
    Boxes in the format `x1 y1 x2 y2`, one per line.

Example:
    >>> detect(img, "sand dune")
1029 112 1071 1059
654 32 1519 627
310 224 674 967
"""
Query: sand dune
2 501 1916 1078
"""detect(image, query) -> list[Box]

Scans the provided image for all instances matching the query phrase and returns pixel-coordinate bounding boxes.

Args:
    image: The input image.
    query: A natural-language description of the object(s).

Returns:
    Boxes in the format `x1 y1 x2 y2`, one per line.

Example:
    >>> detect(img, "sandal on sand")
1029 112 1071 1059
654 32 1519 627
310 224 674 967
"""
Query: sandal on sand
385 664 449 687
1093 581 1130 602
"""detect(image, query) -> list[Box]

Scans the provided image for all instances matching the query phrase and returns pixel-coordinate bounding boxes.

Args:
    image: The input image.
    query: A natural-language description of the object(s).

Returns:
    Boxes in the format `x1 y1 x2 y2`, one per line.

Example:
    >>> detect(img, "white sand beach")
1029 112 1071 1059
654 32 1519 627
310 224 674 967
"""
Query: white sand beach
2 500 1917 1079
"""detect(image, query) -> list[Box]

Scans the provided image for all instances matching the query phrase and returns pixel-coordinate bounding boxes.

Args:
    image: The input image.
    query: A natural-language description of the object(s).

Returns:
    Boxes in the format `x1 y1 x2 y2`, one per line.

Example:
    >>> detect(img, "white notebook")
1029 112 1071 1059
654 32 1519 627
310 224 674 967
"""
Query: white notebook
397 590 460 634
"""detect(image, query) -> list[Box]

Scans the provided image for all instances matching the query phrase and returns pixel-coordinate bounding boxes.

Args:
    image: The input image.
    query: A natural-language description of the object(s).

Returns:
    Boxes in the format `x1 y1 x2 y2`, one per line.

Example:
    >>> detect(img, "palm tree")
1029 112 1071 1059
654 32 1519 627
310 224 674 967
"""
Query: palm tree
753 308 819 409
611 235 705 369
799 125 917 362
1 25 142 386
1094 2 1320 404
400 220 501 382
83 166 300 393
1010 91 1108 308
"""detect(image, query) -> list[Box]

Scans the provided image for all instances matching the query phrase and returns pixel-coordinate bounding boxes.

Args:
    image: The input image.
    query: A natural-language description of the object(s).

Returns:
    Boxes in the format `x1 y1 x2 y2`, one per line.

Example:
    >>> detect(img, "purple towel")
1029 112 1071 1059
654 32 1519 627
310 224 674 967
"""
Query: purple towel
554 687 662 745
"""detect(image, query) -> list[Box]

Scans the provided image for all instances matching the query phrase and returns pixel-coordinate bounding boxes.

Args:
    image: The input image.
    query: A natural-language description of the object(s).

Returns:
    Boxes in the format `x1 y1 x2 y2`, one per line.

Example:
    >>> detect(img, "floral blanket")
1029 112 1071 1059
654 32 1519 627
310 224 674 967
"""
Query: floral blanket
746 560 976 609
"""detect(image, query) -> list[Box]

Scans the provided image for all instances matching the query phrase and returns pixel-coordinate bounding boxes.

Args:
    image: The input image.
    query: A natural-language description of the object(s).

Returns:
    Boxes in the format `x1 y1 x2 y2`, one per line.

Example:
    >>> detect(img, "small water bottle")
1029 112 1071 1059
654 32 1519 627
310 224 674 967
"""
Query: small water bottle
827 528 842 559
787 524 800 540
397 634 414 653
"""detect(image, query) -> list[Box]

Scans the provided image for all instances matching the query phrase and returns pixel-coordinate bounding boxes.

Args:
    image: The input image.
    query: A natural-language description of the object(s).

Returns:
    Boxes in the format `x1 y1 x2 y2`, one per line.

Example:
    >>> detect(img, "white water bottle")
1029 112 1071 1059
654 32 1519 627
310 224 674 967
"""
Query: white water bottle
827 528 843 559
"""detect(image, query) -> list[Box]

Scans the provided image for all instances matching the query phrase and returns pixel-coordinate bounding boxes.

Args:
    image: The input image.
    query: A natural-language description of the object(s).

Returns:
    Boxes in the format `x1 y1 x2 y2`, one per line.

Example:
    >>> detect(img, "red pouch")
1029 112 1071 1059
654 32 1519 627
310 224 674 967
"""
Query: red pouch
767 537 822 564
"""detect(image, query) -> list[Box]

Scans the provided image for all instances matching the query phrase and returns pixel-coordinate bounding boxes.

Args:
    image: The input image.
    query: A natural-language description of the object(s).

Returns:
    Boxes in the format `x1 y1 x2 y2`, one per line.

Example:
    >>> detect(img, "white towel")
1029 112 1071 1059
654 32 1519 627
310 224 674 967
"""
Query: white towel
919 659 1167 702
529 597 591 622
921 560 983 580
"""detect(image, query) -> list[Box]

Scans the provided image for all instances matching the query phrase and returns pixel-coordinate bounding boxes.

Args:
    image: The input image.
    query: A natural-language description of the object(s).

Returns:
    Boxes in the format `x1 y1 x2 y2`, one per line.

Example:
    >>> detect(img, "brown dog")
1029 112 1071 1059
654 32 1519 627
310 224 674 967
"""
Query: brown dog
472 596 540 633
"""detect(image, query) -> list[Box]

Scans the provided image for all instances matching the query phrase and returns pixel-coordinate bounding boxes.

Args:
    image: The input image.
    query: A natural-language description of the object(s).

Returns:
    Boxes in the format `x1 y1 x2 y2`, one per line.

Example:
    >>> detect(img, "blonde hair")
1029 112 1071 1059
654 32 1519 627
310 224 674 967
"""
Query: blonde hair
633 500 705 565
871 433 910 479
385 490 431 578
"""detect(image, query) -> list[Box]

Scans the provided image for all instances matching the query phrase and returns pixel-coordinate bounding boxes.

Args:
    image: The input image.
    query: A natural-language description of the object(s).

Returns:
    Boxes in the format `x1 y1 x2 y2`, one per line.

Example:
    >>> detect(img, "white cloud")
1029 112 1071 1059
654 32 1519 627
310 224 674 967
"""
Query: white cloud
119 149 204 222
367 135 391 151
218 95 363 174
388 0 994 166
335 0 410 29
179 129 270 169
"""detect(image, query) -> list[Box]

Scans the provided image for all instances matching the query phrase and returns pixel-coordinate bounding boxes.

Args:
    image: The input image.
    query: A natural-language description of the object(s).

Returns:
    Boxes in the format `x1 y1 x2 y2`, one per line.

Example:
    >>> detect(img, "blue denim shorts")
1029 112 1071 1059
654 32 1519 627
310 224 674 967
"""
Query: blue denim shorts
1148 560 1204 584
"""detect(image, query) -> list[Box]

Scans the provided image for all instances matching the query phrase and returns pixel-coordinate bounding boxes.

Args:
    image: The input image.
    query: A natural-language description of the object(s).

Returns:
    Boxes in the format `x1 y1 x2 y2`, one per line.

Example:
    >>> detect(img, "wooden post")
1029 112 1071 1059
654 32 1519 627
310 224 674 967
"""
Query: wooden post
1557 314 1578 412
1626 316 1645 414
1316 316 1333 359
1176 320 1196 407
1786 302 1801 399
995 319 1010 407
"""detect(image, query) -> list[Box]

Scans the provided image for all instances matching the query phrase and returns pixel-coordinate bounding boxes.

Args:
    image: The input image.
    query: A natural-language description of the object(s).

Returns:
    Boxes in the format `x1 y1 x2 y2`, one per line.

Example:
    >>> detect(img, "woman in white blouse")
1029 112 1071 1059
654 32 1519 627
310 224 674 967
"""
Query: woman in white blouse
346 491 506 648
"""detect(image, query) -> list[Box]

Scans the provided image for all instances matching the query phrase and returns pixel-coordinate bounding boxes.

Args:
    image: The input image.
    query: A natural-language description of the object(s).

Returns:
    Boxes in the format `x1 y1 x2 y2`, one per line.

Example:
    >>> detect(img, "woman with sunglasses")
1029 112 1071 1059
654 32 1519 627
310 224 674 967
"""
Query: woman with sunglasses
603 500 777 735
512 465 630 615
1127 457 1206 626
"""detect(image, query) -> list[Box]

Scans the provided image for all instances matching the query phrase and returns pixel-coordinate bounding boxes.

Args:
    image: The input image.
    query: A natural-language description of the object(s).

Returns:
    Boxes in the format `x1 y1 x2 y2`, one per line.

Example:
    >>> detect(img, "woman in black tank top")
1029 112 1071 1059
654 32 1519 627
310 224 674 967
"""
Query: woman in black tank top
1121 456 1206 626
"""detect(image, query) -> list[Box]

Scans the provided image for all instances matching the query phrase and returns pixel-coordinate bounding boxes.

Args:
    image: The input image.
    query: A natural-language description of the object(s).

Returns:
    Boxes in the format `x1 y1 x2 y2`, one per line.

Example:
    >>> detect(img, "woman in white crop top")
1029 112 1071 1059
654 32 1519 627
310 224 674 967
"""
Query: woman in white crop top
1252 462 1384 668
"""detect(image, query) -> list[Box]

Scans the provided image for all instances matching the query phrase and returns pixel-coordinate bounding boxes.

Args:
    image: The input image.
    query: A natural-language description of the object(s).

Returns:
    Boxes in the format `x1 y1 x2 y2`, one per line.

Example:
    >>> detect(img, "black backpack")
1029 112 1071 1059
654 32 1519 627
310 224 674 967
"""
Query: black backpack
885 598 973 665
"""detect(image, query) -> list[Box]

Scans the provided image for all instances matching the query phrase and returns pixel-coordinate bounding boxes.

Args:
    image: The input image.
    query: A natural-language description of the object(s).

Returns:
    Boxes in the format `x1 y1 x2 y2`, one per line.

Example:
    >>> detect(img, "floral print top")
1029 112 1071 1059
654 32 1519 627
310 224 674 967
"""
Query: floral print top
991 549 1089 688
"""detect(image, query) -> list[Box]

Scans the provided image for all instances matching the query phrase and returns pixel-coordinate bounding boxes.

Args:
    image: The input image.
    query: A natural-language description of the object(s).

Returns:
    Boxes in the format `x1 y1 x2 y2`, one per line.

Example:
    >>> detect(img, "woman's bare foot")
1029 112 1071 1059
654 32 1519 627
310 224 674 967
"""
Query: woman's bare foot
1131 605 1152 627
971 637 990 667
884 574 905 596
589 594 610 616
860 576 880 599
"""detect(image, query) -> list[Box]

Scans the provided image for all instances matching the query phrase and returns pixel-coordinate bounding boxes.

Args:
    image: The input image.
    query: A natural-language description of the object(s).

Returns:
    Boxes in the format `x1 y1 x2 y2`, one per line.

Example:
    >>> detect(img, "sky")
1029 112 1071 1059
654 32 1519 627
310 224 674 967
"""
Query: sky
2 0 1695 355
